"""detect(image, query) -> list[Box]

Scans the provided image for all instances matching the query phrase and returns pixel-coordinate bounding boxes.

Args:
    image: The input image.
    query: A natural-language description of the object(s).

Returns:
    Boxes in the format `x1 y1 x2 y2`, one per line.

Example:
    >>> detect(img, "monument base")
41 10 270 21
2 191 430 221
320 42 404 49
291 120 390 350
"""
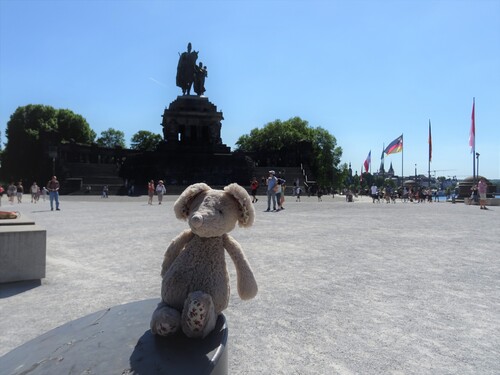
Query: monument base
0 299 228 375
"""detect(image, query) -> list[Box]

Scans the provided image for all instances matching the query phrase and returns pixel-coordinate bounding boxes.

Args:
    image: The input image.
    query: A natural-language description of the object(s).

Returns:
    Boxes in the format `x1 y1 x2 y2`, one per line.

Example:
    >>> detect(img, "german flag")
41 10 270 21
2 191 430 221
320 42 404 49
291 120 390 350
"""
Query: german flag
384 134 403 155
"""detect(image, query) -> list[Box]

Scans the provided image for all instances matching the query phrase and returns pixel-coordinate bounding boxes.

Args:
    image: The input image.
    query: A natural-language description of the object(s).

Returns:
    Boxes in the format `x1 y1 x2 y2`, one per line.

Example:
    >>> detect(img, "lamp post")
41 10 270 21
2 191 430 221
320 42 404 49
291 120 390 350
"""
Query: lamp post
48 147 58 177
476 152 480 179
414 163 417 187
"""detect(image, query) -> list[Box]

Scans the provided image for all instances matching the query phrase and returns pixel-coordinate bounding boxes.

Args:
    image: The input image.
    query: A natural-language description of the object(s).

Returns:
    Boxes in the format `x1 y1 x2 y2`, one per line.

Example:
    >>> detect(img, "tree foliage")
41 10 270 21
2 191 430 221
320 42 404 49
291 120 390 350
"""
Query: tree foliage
236 117 313 152
235 117 343 187
96 128 126 148
1 104 95 182
130 130 162 151
56 109 96 143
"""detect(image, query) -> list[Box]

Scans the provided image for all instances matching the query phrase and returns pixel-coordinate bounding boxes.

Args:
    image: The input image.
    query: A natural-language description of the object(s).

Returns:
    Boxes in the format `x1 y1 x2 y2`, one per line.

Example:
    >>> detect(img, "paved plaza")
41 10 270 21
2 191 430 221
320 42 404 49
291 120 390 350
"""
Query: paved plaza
0 192 499 374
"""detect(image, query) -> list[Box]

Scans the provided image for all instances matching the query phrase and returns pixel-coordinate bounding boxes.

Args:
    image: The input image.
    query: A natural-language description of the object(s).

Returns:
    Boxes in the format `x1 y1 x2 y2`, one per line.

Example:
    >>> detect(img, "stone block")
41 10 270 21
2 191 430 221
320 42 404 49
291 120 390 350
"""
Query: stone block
0 299 228 374
0 224 46 283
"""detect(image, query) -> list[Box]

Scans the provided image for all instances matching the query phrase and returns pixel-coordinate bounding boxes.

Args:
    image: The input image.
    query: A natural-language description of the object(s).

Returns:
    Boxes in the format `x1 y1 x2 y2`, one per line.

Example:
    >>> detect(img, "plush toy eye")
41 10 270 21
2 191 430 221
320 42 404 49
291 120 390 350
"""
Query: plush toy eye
218 209 223 215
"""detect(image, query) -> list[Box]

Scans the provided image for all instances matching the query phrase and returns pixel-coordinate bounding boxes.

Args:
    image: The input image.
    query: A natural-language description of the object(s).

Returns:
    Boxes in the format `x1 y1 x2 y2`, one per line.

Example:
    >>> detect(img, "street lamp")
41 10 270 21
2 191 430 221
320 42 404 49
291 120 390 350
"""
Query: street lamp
476 152 480 178
414 163 417 186
48 147 58 177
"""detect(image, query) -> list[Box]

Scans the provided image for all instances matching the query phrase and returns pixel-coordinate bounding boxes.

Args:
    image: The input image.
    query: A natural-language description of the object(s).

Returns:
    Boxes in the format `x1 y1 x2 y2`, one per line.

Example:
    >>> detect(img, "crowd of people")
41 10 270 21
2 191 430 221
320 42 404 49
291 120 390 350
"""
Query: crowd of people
247 176 481 208
0 175 491 210
0 176 58 209
369 183 440 203
0 180 46 206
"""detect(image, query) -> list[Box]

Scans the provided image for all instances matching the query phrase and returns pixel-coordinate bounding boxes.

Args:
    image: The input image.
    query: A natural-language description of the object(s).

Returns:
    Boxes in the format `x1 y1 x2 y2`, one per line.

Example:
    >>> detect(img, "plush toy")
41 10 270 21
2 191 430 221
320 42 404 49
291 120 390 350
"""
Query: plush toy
150 182 258 338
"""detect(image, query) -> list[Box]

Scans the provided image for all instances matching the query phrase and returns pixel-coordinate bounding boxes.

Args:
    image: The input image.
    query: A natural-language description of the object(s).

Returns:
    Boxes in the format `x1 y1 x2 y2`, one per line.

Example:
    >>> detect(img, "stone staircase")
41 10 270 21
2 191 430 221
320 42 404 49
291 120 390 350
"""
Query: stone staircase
59 162 314 197
62 163 125 195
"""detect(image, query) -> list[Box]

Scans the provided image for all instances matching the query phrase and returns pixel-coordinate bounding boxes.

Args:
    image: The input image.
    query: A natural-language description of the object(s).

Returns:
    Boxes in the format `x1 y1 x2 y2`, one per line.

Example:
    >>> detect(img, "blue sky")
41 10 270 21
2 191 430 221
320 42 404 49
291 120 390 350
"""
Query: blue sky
1 0 499 179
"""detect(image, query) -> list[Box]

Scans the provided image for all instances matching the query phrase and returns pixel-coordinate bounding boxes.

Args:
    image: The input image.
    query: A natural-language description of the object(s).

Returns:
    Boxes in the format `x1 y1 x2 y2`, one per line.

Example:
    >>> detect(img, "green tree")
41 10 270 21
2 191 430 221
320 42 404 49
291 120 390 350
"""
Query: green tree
1 104 95 182
310 126 342 186
57 109 96 143
96 128 126 148
236 117 313 152
130 130 162 151
235 117 342 187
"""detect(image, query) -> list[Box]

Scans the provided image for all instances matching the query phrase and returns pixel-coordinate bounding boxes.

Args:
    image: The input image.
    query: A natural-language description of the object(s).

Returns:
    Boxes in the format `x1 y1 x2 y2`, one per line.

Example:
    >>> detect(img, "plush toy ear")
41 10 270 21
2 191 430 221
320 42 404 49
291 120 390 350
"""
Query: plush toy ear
174 183 211 220
224 183 255 228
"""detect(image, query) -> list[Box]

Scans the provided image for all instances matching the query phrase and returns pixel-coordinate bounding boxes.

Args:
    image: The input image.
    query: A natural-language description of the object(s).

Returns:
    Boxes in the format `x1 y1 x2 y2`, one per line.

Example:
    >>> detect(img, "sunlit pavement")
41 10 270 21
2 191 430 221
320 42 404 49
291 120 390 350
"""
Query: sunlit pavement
1 193 499 374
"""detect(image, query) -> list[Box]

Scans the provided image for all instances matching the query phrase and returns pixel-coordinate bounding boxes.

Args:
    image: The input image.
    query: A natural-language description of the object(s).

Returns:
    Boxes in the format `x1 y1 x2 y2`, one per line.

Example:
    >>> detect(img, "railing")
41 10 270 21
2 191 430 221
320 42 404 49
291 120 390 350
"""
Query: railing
300 163 316 185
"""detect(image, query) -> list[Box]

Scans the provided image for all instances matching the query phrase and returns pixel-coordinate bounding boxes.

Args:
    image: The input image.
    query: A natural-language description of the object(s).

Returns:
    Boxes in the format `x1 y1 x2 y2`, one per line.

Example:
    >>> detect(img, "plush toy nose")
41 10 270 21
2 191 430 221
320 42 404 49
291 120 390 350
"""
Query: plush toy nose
190 213 203 228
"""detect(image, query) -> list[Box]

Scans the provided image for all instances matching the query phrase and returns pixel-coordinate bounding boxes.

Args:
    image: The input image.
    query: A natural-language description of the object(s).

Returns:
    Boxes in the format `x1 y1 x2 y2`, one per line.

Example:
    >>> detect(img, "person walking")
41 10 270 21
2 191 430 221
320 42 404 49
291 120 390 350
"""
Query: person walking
41 186 48 201
370 183 379 203
265 170 277 212
156 180 166 205
30 182 40 203
250 177 259 203
275 178 285 210
16 181 24 203
278 178 286 209
147 180 155 205
478 177 488 210
46 175 60 211
7 182 16 204
295 186 302 202
469 185 478 205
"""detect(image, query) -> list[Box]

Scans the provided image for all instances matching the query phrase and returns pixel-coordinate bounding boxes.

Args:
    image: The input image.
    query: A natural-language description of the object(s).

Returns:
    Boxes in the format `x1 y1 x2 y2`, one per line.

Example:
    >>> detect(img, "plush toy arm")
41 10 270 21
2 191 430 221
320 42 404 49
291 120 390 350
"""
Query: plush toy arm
161 229 194 277
223 234 258 300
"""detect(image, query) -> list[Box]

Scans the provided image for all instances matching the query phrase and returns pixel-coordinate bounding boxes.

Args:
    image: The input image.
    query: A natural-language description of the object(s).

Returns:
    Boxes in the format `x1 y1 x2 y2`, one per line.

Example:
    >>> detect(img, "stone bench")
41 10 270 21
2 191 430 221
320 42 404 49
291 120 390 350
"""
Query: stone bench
0 299 228 374
0 219 46 283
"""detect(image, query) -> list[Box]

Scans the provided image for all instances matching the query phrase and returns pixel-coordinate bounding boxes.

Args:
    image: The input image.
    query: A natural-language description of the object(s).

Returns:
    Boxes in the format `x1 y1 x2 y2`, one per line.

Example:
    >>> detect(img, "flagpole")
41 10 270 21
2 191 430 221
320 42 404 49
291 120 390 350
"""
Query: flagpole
428 120 431 188
381 143 385 180
472 97 476 183
401 134 404 190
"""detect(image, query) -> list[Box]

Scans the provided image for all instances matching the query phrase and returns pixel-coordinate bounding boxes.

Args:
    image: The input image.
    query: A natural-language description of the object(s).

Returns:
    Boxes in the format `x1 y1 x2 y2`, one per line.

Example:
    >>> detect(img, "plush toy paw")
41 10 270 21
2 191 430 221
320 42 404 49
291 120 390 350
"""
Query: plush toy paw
150 303 181 336
181 291 217 338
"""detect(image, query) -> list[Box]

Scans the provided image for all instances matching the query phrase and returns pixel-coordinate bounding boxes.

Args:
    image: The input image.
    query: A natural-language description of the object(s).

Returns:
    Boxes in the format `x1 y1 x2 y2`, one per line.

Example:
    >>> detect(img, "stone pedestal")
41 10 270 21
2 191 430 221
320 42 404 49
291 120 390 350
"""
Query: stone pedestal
161 95 230 154
0 217 46 283
119 95 253 187
0 299 228 375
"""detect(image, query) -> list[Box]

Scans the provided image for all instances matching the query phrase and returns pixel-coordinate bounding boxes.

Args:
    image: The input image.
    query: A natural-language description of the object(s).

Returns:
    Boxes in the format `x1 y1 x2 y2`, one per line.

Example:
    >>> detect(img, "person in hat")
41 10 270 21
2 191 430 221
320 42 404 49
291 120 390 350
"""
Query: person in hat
156 180 166 205
266 170 278 212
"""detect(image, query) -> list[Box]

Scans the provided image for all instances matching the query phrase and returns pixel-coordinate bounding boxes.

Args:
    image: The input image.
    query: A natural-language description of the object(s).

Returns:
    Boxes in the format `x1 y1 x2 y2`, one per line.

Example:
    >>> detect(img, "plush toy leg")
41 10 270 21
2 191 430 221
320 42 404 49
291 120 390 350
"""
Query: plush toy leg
150 302 181 336
181 291 217 338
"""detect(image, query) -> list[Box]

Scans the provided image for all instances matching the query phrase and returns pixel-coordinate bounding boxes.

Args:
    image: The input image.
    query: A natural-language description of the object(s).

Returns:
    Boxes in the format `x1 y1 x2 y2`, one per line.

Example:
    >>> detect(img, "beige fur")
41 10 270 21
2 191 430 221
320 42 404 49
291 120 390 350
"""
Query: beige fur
151 182 257 338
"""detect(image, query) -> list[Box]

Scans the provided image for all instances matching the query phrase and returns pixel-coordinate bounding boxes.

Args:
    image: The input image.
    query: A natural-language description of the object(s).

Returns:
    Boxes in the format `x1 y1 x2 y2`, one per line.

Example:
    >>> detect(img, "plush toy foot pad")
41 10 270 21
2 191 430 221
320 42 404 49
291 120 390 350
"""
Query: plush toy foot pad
150 303 181 336
182 291 217 338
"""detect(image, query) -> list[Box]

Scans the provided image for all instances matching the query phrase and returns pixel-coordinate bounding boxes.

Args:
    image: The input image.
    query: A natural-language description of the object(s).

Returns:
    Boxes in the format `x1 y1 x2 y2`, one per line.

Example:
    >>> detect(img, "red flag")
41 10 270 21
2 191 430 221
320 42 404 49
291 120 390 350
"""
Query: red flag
469 98 475 152
364 151 371 173
428 120 432 162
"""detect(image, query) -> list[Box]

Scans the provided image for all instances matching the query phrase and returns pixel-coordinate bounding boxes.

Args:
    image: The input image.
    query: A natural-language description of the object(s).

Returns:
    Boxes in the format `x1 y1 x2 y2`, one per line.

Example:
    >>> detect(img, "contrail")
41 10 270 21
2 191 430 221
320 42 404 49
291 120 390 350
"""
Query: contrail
149 77 167 87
